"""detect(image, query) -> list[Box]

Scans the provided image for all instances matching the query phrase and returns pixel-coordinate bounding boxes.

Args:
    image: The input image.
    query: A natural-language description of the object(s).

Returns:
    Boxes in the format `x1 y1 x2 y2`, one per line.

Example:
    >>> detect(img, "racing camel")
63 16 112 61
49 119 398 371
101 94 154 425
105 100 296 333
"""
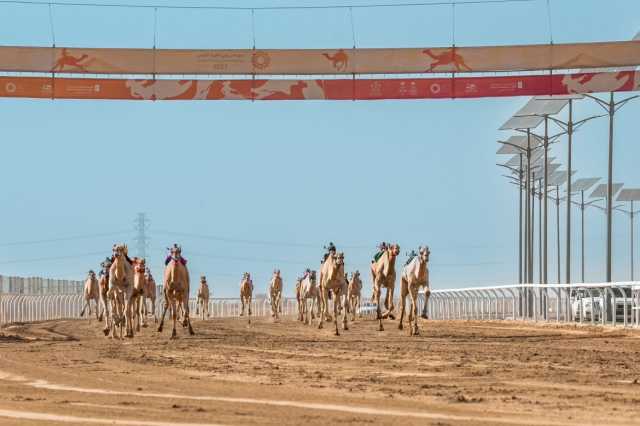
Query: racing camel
196 276 210 320
98 259 111 335
299 270 320 325
158 245 194 338
319 251 348 335
347 270 363 321
143 269 157 324
240 272 253 324
108 244 135 339
269 269 283 320
371 243 400 331
398 246 430 336
131 257 147 332
79 270 100 321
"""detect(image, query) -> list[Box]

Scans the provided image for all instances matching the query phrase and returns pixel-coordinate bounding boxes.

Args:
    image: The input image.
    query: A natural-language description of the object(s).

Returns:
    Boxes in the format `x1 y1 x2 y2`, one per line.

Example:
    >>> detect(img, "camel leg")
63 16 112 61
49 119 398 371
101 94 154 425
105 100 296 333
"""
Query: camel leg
341 290 348 332
333 290 340 336
240 299 245 316
247 297 252 325
374 283 384 332
318 287 327 330
421 289 431 319
399 277 408 330
388 285 396 320
183 292 195 335
80 300 88 318
170 298 178 339
157 297 169 333
409 287 419 336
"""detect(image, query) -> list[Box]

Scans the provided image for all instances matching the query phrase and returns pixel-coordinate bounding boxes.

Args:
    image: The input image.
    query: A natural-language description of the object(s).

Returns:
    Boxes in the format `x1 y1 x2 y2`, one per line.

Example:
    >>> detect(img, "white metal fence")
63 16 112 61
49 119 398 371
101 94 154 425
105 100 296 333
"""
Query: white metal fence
426 282 640 328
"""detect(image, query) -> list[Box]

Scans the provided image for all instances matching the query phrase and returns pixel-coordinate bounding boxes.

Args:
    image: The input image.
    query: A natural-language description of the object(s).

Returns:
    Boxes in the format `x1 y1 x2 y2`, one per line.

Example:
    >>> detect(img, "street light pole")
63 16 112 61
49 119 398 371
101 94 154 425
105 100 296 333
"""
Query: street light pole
556 185 561 283
565 100 573 284
606 92 614 283
543 116 549 285
581 190 585 283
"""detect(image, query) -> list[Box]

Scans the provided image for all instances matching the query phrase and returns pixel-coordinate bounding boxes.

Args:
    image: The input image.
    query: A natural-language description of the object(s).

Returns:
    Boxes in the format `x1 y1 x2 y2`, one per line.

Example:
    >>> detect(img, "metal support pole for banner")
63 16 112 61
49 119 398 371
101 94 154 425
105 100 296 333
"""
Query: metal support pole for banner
565 99 573 284
581 190 585 282
527 131 533 284
606 92 614 282
556 185 561 283
543 116 549 285
519 153 523 284
632 201 635 281
539 178 542 284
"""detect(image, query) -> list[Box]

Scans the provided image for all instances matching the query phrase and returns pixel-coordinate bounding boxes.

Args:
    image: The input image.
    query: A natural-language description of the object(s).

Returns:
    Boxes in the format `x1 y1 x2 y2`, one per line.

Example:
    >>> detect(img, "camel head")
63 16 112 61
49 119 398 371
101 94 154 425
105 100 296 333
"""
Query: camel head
273 269 281 278
420 246 430 263
112 244 126 260
353 270 360 280
133 257 146 273
388 244 400 258
335 252 345 267
200 275 207 284
88 270 96 279
144 267 152 278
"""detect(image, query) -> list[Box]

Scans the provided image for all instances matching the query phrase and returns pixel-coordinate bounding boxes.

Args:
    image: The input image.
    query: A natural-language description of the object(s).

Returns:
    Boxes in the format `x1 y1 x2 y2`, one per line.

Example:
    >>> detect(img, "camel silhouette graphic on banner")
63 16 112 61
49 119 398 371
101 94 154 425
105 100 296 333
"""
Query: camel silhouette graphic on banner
52 48 90 72
322 50 349 72
422 48 472 72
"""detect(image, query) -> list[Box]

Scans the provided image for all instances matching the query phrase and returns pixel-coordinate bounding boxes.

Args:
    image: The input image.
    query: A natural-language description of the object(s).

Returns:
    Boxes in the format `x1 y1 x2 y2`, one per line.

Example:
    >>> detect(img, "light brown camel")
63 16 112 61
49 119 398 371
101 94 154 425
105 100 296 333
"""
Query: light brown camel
319 251 348 335
399 247 430 336
98 260 111 335
295 278 304 321
196 276 210 320
371 243 400 331
158 245 194 338
300 270 320 325
143 269 157 324
348 270 362 321
108 244 134 339
131 257 147 332
80 270 100 320
269 269 283 320
239 272 253 324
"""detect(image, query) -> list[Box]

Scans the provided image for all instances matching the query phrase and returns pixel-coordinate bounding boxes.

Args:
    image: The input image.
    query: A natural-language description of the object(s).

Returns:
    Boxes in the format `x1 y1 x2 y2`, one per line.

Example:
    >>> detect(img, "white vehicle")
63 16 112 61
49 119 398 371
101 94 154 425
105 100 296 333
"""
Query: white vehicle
571 290 602 322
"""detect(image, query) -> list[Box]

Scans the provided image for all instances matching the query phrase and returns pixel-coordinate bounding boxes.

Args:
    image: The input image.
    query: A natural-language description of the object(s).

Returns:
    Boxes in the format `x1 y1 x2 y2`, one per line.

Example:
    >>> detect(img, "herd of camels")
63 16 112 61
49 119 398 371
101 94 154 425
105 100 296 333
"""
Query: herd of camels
79 243 431 338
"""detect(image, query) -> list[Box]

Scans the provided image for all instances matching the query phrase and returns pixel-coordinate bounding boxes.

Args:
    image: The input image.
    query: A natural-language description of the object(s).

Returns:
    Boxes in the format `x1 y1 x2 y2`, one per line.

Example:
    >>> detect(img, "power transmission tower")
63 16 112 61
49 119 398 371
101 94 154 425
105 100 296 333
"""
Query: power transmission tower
134 213 150 258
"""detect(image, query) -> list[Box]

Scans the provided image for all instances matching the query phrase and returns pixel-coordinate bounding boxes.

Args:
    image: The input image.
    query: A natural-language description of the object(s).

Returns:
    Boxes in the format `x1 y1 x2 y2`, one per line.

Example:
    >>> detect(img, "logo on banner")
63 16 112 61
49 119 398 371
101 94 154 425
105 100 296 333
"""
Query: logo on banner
252 51 271 70
429 83 441 94
322 49 349 72
464 83 478 94
5 82 16 93
369 81 382 97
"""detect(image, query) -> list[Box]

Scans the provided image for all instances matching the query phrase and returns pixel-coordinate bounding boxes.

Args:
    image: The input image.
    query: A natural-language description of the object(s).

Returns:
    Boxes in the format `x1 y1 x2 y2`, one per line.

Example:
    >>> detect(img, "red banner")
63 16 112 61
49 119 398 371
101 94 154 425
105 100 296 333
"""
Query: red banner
0 71 637 101
1 41 639 75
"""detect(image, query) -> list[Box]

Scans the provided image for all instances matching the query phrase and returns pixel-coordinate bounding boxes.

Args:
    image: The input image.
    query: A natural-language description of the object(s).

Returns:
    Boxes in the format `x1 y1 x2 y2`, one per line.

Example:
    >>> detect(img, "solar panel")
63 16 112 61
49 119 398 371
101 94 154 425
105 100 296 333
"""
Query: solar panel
547 170 576 187
496 135 543 154
515 97 569 117
590 183 624 199
500 115 544 130
571 177 601 192
617 189 640 201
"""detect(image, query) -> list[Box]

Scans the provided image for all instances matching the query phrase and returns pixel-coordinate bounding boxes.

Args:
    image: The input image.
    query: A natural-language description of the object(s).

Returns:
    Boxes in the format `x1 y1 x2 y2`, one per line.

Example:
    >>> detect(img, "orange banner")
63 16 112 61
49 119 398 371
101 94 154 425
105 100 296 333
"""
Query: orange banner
0 41 639 75
0 71 637 101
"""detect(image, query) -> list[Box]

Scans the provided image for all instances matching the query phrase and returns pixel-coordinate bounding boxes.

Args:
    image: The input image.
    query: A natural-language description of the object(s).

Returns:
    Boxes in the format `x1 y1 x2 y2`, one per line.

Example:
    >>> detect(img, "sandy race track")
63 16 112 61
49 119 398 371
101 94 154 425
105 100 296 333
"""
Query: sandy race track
0 316 639 426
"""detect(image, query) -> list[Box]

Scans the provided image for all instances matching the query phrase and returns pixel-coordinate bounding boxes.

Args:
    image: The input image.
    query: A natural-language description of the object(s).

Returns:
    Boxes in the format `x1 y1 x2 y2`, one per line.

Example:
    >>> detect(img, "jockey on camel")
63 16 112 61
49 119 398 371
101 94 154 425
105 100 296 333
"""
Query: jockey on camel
164 243 188 266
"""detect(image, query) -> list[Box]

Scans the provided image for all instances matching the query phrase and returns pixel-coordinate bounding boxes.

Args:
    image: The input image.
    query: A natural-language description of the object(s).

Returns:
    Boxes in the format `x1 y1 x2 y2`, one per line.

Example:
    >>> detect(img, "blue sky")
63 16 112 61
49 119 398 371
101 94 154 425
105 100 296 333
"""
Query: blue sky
0 0 639 297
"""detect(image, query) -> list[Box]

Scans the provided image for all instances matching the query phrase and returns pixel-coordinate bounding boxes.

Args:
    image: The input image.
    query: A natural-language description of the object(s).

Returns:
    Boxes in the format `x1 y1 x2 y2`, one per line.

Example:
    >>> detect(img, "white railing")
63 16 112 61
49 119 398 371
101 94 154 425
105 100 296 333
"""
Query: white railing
426 282 640 328
0 293 382 325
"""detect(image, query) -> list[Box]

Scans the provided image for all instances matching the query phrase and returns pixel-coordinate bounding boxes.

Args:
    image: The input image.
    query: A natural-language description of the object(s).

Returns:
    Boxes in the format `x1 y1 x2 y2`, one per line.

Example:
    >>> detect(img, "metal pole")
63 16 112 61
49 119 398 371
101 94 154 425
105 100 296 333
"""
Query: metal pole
566 99 573 284
527 130 533 284
581 190 585 283
556 186 561 284
543 115 549 284
606 92 614 282
539 178 543 284
631 200 635 281
519 154 523 284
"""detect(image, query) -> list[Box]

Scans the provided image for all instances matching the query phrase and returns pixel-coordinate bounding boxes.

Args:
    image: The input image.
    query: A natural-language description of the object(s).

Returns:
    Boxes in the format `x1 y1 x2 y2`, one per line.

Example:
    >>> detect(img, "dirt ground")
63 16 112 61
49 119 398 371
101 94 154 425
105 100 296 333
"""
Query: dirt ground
0 315 639 426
